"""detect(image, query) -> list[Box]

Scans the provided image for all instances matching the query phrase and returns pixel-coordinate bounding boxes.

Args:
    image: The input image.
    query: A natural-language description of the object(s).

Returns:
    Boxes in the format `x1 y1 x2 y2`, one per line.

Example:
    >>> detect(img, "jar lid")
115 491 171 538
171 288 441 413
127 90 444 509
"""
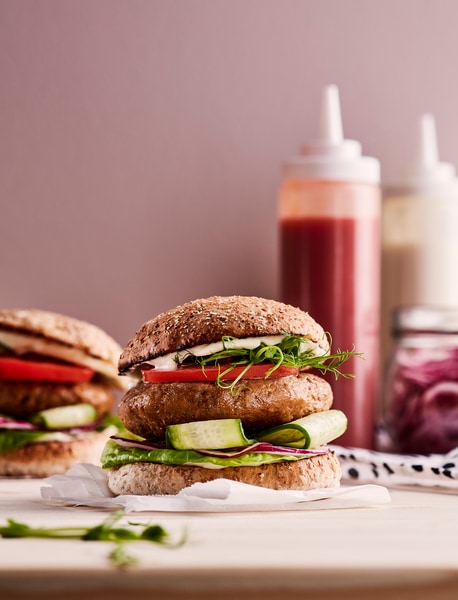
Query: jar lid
392 306 458 335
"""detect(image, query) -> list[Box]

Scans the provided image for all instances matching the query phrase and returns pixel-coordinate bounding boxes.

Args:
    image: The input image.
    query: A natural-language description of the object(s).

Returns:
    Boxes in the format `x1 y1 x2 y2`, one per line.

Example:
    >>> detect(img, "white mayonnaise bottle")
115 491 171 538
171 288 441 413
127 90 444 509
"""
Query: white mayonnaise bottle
381 114 458 362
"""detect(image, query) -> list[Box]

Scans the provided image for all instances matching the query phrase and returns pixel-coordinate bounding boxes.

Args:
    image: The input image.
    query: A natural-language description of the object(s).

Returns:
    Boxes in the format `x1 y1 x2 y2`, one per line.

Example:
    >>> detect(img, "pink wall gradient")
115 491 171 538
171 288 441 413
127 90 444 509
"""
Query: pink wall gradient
1 0 458 347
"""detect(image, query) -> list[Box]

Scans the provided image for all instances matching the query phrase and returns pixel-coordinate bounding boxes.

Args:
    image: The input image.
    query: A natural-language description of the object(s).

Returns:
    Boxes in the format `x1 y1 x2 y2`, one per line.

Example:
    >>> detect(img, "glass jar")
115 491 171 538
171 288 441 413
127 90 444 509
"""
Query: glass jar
377 306 458 454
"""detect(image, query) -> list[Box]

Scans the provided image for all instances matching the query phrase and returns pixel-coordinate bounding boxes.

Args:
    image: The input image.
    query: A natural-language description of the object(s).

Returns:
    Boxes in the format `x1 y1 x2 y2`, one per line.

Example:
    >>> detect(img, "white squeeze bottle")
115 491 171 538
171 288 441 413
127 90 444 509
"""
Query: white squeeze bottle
381 114 458 361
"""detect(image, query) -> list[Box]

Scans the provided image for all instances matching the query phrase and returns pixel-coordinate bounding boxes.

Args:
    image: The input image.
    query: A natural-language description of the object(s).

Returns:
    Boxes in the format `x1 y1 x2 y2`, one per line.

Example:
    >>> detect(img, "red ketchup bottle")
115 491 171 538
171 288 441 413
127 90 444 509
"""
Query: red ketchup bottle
279 85 381 448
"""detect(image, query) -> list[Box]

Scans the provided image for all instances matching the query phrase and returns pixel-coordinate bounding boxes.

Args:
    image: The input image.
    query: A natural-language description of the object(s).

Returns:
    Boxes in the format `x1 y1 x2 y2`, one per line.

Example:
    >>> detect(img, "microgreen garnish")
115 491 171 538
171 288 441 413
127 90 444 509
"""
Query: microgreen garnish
109 543 139 568
175 334 361 394
0 511 186 569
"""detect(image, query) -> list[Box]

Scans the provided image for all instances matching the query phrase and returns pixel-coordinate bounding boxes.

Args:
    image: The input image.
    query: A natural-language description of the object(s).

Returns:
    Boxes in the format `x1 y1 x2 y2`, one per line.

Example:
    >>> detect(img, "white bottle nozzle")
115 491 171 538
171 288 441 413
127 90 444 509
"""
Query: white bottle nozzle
302 84 360 158
397 113 456 189
318 85 343 144
285 84 380 184
417 113 439 168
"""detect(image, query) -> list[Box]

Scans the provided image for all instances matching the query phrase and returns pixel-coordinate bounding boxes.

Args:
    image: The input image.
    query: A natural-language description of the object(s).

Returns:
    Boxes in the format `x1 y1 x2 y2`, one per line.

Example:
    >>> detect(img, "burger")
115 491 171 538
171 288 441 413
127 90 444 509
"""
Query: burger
0 308 129 477
102 296 354 495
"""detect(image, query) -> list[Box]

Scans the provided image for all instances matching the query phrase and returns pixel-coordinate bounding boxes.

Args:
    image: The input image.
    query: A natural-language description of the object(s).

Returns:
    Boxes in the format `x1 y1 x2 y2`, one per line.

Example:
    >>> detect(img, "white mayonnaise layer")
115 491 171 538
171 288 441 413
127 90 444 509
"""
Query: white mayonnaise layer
146 335 326 371
0 330 119 382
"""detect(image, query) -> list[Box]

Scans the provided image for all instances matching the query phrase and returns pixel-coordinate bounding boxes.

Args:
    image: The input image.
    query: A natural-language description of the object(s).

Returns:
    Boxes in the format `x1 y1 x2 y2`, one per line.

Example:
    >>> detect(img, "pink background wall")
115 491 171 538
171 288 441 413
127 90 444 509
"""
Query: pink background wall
1 0 457 347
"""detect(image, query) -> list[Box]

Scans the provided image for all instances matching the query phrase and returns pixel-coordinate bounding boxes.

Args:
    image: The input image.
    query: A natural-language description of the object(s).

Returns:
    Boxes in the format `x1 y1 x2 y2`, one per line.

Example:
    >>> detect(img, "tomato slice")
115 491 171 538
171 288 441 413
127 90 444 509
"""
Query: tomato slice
0 356 95 383
141 363 299 383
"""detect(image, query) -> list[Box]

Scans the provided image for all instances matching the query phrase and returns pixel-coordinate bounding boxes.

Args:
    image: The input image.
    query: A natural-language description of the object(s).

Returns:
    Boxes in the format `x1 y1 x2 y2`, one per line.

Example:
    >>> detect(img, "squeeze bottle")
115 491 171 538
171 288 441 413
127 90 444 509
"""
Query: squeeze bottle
381 114 458 363
279 85 381 449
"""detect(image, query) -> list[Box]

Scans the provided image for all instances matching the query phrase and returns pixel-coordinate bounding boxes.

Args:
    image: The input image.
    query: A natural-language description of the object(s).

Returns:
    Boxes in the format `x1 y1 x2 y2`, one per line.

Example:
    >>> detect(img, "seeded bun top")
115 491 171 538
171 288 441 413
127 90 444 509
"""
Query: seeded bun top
0 308 122 365
119 296 329 373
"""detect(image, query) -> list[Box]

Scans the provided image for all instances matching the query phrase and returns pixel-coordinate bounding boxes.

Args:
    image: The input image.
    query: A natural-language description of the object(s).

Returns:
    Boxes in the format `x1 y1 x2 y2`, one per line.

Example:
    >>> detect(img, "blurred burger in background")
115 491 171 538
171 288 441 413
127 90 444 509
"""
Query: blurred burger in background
0 308 129 477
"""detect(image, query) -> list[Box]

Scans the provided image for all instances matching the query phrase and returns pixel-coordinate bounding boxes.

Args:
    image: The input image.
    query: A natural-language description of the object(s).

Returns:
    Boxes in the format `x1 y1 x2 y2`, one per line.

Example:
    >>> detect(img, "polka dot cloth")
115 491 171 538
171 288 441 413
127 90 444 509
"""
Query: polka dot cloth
330 445 458 491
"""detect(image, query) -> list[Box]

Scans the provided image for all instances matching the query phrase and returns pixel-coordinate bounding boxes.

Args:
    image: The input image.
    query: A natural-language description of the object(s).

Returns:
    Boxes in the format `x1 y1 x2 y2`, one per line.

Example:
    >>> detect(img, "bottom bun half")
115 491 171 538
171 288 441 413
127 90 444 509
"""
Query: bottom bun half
107 451 341 496
0 431 112 478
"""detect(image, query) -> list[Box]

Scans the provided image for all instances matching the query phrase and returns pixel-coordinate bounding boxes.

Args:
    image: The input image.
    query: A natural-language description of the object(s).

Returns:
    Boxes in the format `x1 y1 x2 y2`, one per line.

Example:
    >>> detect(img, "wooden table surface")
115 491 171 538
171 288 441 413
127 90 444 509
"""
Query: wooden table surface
0 477 457 600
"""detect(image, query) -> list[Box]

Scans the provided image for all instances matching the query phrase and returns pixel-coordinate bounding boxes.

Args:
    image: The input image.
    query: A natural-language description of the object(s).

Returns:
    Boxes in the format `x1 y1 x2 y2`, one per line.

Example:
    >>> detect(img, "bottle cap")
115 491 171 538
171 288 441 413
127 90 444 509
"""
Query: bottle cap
284 85 380 184
392 114 458 192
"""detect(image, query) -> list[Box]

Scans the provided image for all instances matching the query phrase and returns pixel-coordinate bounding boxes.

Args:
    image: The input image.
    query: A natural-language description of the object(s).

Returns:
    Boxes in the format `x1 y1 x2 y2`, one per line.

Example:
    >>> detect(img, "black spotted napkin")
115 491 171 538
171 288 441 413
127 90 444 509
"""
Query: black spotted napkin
330 445 458 491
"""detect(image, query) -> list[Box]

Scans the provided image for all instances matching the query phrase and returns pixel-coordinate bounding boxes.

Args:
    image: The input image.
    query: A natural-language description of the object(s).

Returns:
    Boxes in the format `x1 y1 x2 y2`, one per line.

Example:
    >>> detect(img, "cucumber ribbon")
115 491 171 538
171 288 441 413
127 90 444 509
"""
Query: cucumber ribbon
166 409 347 451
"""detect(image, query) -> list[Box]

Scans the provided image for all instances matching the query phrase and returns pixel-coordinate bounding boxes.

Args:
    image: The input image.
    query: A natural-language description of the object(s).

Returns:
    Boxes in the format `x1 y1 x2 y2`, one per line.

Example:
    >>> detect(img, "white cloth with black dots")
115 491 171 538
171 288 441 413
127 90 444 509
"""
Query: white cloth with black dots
331 445 458 491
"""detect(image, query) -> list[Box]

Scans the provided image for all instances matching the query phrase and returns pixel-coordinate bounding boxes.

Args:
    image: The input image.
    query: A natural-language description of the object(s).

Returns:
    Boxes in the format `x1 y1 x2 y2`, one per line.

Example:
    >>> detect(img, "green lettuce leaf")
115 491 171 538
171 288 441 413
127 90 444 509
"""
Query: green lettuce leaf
0 414 123 455
97 414 126 433
0 430 51 454
101 439 308 470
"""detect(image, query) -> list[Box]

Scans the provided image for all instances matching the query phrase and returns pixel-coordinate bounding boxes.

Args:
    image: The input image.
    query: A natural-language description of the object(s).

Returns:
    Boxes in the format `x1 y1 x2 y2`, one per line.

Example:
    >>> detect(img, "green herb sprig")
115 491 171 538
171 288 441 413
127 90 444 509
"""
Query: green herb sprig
0 511 186 568
175 334 362 394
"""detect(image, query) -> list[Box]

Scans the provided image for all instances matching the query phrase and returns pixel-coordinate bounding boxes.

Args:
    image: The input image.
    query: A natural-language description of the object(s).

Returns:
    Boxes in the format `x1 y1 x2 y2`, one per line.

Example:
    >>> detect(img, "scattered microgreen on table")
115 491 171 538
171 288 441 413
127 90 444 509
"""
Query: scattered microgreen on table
0 510 187 569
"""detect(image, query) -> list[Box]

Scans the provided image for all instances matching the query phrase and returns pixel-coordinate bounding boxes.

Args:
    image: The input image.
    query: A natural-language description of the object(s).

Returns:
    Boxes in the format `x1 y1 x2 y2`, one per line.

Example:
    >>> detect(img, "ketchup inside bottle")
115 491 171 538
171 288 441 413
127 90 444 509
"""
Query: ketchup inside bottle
279 180 381 448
